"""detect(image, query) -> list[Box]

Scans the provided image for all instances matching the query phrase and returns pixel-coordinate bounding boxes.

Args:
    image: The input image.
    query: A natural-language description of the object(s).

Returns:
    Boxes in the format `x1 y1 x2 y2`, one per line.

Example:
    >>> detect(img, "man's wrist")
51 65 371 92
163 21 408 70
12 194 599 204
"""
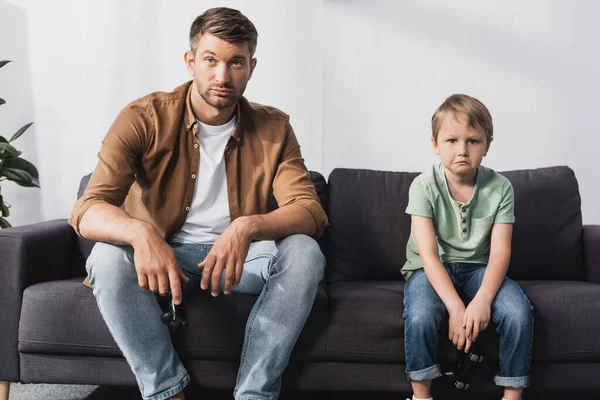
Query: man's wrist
130 219 157 247
234 215 258 241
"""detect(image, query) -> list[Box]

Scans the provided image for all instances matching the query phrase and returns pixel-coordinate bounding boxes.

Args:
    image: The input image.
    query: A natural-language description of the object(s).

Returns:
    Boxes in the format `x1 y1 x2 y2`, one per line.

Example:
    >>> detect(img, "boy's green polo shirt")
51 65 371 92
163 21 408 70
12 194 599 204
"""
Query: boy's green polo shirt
401 163 515 281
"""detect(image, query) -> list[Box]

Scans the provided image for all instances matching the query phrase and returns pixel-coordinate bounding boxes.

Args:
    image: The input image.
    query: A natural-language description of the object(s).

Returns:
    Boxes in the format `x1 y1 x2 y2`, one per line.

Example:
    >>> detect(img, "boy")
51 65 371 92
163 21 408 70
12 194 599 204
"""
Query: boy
402 94 533 400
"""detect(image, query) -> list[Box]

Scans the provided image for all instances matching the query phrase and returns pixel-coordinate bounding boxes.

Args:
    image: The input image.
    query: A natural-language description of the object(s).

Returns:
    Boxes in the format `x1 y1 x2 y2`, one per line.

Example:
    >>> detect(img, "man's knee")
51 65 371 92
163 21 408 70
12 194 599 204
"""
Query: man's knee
277 234 325 282
86 242 137 288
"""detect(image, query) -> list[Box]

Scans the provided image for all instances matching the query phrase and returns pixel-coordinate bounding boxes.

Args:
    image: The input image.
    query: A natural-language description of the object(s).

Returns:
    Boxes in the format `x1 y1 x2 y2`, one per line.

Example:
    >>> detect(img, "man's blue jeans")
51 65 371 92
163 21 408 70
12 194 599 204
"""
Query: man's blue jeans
403 263 534 388
86 234 325 400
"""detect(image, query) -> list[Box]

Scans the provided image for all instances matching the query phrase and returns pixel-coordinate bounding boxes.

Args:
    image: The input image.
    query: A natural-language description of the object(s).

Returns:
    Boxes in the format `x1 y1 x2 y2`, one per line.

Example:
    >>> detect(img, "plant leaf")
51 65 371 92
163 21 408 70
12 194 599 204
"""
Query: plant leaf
0 60 12 69
0 136 7 143
0 142 22 158
0 216 11 228
4 157 40 180
1 203 9 218
10 122 34 142
0 98 5 105
2 168 37 187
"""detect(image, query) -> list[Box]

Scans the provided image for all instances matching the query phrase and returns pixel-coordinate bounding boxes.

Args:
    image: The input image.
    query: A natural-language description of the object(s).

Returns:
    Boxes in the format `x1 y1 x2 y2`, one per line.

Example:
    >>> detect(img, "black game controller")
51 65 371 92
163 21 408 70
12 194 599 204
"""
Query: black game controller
160 291 188 332
443 341 484 390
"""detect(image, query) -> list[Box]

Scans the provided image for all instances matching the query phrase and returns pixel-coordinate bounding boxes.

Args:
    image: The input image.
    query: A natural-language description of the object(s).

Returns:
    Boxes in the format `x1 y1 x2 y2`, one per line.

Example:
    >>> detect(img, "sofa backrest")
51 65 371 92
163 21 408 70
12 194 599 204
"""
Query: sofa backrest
325 166 585 283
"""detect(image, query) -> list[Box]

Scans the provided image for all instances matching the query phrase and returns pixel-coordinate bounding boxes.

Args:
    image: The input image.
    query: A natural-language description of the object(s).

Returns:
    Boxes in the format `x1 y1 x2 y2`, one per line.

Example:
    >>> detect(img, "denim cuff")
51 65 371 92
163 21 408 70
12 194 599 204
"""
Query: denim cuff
494 374 530 388
406 363 442 381
145 372 190 400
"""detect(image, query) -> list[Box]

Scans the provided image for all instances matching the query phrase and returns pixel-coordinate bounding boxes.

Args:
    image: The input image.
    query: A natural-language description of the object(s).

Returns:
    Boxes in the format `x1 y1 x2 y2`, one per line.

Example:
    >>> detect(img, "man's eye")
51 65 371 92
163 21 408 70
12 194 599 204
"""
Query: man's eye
231 60 243 66
205 58 215 64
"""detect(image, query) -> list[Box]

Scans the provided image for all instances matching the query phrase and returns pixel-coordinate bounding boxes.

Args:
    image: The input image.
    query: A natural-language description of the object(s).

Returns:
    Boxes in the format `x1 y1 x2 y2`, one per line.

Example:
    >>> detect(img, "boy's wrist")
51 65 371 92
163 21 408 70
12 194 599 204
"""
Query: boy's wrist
474 290 495 305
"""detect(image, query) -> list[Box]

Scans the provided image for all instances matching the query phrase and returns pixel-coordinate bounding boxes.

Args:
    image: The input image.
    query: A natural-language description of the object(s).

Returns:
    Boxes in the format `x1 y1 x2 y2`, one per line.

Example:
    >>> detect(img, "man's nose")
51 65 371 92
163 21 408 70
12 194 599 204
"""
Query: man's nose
215 65 231 85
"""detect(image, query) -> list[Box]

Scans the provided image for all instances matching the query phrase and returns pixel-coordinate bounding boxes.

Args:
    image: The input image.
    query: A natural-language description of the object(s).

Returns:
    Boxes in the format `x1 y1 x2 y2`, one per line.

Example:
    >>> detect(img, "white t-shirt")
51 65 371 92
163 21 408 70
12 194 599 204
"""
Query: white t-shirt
171 116 236 244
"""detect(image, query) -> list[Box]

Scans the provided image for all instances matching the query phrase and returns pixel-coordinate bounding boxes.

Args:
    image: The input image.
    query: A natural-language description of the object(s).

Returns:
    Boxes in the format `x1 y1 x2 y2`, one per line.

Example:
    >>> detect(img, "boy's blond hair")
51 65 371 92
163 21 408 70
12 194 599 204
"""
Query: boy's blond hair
432 94 493 147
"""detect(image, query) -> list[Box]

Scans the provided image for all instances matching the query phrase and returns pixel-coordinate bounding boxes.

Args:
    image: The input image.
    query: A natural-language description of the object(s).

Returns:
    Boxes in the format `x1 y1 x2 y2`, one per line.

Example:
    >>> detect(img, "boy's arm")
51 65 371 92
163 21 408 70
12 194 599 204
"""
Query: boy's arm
475 223 513 302
412 215 468 349
463 223 513 345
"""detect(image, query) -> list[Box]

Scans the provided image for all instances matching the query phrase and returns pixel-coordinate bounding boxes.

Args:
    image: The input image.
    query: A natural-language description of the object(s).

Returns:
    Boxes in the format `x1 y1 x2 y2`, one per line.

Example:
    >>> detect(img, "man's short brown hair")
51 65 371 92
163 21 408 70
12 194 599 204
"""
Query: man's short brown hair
189 7 258 57
432 94 494 147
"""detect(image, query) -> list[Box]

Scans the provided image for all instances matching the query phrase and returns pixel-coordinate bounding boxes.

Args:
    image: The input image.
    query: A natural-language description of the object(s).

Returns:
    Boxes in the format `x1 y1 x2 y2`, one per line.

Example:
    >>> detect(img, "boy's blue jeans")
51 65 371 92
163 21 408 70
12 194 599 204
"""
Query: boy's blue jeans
86 234 325 400
403 263 534 388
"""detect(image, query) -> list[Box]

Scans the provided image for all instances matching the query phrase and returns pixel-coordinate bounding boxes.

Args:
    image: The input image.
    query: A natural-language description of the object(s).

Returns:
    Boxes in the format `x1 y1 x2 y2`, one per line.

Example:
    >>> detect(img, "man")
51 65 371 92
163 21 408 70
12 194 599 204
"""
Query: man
69 7 328 400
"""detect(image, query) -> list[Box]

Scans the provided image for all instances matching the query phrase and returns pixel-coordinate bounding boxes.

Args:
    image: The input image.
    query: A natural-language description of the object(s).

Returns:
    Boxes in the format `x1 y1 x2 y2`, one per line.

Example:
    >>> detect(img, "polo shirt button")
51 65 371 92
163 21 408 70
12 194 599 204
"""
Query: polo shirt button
193 124 198 129
461 207 467 213
462 218 466 223
191 174 196 179
462 228 467 233
194 143 199 149
185 206 190 211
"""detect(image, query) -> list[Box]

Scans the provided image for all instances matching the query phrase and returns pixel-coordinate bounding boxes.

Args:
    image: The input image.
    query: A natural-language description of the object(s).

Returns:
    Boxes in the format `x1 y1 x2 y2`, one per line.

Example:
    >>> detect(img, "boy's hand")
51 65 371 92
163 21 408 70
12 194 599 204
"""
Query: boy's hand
448 303 467 351
462 296 492 352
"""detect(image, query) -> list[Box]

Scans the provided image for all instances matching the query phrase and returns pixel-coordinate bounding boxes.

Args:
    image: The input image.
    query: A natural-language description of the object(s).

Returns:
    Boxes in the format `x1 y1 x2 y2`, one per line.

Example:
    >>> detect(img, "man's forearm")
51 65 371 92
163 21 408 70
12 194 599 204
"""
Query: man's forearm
79 203 156 246
237 204 316 242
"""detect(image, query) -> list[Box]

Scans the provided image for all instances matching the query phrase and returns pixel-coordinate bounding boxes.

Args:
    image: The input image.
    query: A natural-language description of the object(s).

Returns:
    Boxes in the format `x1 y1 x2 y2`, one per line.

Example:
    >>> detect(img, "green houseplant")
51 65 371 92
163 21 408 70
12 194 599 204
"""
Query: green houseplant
0 60 40 228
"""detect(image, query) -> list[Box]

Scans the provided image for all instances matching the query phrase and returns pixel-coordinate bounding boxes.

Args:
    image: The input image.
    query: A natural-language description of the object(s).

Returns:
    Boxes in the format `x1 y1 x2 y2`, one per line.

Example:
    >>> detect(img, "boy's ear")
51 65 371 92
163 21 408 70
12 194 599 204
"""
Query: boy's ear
431 136 440 155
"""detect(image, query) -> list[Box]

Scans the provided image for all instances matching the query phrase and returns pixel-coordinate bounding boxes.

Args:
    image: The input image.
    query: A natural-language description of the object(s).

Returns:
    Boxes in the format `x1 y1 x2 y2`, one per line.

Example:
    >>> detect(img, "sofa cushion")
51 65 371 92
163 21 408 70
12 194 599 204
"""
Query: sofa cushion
326 169 418 282
501 167 585 281
18 278 329 362
326 166 584 282
324 280 600 364
519 280 600 362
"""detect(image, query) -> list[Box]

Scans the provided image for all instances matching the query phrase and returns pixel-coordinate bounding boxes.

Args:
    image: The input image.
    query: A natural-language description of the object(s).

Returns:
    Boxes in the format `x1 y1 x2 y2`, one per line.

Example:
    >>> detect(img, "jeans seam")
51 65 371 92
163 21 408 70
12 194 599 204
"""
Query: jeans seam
235 255 276 387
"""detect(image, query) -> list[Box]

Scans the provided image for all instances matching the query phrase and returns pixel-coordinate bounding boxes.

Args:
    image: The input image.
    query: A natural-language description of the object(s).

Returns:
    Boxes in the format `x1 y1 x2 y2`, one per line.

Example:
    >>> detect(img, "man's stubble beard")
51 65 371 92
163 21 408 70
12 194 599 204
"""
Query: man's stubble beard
197 82 247 110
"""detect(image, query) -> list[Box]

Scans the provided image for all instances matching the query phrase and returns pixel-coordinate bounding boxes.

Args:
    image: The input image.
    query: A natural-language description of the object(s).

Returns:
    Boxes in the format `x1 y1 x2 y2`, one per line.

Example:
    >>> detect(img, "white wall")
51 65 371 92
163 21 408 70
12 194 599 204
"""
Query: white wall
1 0 599 226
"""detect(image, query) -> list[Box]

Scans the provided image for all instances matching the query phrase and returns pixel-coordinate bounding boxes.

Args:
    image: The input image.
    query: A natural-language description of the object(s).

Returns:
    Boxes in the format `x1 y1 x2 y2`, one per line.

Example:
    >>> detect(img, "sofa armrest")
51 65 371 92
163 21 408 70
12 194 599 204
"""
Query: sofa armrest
0 219 77 381
583 224 600 285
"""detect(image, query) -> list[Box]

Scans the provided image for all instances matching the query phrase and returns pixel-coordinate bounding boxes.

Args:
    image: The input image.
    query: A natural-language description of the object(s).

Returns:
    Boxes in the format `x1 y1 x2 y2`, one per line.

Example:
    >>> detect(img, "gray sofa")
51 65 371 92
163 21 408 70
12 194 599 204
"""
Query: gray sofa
1 166 599 398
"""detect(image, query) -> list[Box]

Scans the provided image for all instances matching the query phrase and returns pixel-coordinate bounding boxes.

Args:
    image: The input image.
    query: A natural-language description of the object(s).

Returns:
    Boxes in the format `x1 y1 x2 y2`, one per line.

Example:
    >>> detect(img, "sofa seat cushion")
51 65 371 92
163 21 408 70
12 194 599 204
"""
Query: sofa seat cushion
19 278 329 361
325 280 600 364
520 281 600 362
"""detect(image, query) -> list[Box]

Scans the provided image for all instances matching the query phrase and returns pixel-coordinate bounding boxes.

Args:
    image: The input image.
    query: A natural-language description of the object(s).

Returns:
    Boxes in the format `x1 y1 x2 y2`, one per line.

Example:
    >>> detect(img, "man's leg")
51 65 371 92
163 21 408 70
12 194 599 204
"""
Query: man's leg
86 243 189 400
231 234 325 400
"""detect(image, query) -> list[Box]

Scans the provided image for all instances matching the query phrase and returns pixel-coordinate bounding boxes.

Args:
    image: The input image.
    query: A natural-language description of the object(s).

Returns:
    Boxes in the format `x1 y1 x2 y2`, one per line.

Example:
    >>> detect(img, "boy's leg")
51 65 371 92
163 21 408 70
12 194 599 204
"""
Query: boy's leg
461 268 533 393
175 234 325 400
86 243 190 400
0 381 9 400
404 269 447 397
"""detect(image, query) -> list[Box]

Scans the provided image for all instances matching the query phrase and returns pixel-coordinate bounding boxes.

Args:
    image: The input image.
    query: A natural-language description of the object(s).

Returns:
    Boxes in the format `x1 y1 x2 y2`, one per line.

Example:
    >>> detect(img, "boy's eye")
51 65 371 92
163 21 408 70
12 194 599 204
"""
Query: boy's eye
447 139 457 143
468 139 479 144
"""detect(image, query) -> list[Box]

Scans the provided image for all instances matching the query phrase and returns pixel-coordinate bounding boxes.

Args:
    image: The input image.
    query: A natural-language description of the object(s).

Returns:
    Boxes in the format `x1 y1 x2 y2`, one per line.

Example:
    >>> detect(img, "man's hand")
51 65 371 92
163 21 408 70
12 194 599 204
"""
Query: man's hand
462 295 492 352
448 303 467 351
198 217 253 296
132 227 189 305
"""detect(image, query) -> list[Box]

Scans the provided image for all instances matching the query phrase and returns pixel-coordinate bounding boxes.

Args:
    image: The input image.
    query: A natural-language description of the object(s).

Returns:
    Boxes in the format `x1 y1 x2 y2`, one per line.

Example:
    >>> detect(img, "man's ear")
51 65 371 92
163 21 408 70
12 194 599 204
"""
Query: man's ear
248 58 257 80
184 50 195 76
431 136 440 156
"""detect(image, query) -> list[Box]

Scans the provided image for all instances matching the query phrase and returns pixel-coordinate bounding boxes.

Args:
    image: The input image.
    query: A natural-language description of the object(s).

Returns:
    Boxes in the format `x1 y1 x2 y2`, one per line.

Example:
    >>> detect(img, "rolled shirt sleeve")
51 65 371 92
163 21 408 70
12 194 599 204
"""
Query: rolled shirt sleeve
68 103 147 235
271 123 329 238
